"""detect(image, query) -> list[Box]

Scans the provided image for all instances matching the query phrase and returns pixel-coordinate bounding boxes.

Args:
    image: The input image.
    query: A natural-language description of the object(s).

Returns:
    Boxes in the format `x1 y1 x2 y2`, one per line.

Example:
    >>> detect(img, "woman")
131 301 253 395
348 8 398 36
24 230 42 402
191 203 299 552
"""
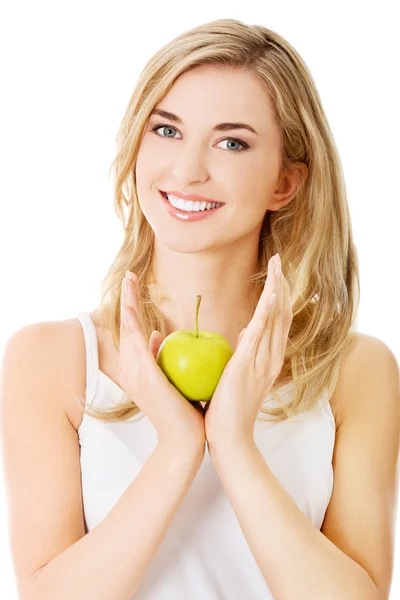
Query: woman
1 18 399 600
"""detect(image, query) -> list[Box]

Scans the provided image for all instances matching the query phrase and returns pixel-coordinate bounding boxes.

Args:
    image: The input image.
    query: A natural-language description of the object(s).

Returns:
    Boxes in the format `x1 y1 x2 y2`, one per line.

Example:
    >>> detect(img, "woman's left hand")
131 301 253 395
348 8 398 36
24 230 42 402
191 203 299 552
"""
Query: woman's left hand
204 253 293 448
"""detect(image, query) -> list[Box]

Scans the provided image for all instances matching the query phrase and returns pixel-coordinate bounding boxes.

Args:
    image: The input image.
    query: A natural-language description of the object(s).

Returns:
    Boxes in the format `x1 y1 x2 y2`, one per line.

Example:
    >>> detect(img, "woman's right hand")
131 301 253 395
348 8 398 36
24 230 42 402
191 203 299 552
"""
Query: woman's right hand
118 271 206 454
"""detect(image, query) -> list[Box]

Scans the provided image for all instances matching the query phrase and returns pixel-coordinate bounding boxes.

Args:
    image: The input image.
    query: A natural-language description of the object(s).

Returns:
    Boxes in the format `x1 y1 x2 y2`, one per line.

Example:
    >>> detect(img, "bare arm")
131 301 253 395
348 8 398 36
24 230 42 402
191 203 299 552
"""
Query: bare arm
0 323 204 600
30 444 203 600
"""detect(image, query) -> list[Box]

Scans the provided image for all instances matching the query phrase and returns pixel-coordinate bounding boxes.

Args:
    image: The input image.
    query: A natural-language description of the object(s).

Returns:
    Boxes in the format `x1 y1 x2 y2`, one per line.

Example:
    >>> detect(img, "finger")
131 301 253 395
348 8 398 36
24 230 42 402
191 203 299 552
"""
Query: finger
125 273 146 337
149 330 164 360
120 277 146 352
281 278 293 356
125 273 140 317
127 271 140 307
266 266 285 364
245 255 278 343
120 278 129 336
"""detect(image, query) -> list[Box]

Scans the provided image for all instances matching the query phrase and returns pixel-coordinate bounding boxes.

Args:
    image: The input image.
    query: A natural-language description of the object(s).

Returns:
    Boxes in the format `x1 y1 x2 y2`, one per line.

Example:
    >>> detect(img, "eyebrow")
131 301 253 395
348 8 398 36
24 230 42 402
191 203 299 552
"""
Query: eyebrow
149 108 258 136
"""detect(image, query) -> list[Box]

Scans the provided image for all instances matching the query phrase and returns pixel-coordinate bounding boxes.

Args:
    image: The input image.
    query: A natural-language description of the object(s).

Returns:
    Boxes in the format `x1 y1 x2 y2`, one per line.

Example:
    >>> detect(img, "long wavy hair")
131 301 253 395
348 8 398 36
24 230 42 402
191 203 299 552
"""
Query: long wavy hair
76 18 360 424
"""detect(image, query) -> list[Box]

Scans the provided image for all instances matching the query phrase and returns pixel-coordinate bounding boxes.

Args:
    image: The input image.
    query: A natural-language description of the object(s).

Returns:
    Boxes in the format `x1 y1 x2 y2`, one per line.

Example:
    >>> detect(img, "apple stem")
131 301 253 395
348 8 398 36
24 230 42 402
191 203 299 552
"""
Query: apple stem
196 295 201 338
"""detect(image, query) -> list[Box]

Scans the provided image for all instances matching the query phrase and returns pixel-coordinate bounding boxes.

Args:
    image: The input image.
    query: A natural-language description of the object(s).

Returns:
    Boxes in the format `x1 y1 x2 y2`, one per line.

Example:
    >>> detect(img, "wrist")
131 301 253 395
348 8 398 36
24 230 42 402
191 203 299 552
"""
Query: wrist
207 435 255 456
158 437 205 462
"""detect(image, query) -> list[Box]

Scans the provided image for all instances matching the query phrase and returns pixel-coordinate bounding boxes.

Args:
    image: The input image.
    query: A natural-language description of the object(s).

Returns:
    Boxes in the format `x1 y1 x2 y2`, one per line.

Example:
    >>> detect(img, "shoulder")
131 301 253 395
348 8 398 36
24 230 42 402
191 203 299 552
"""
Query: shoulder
332 331 400 430
1 318 86 431
342 331 398 380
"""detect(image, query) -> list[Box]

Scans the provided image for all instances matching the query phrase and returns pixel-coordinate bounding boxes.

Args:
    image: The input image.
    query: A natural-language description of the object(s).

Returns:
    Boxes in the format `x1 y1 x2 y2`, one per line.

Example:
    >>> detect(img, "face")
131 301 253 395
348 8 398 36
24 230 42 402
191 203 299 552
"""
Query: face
135 65 289 254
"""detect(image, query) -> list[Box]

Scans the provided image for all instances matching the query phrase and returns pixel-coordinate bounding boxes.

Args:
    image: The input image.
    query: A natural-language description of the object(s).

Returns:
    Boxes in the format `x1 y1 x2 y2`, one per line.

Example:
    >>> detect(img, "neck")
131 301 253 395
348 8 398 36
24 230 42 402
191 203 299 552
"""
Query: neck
148 235 263 349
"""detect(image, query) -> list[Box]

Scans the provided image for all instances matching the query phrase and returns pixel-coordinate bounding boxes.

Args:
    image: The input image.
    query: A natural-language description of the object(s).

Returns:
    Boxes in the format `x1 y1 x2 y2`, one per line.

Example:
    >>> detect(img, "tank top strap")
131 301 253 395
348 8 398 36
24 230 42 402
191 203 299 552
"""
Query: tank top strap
75 312 100 409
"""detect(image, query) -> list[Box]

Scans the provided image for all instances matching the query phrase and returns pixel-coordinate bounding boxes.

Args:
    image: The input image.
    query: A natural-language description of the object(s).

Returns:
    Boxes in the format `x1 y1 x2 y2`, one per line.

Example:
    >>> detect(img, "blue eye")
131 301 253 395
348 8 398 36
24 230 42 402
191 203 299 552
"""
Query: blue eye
151 123 249 153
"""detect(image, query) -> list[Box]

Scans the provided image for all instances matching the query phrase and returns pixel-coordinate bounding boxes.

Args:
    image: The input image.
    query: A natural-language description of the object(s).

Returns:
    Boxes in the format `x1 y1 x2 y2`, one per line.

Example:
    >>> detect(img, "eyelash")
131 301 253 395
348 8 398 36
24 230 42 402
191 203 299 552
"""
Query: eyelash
151 123 250 153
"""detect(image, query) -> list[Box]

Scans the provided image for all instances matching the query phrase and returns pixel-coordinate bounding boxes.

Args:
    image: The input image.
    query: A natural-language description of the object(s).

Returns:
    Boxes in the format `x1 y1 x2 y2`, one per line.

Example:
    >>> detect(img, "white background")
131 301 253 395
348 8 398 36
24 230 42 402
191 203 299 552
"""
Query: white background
0 1 399 597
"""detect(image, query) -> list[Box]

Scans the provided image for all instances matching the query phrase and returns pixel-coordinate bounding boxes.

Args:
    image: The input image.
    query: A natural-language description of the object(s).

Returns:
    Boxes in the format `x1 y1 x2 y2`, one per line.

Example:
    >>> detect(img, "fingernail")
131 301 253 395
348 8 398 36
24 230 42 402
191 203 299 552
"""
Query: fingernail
122 277 127 296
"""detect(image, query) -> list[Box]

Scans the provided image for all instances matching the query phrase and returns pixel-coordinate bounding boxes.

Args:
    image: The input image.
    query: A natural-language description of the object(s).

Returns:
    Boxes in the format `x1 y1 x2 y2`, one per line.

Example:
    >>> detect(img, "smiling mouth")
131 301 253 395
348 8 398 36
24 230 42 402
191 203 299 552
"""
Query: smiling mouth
160 191 225 212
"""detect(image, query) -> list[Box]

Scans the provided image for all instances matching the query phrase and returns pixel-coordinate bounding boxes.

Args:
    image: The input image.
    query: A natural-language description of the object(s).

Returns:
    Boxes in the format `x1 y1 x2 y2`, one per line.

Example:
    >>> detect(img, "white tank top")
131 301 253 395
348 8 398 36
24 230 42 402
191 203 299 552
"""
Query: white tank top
75 311 335 599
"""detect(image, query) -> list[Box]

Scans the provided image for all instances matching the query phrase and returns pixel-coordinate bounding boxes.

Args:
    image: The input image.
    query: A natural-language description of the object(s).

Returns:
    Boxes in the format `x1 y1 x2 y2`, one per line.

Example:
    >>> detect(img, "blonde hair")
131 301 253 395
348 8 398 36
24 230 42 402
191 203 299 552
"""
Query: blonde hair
77 18 360 424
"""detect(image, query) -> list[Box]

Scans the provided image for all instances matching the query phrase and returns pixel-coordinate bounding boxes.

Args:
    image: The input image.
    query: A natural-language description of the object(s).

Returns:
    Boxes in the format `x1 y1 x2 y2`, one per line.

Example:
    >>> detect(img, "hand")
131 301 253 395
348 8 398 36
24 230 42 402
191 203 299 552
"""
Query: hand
204 254 293 448
118 271 206 453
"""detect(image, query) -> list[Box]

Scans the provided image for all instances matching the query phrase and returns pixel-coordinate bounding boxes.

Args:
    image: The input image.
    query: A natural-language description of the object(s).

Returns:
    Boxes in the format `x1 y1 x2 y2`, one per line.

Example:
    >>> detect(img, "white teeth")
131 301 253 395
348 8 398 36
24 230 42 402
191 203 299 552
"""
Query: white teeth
165 193 222 212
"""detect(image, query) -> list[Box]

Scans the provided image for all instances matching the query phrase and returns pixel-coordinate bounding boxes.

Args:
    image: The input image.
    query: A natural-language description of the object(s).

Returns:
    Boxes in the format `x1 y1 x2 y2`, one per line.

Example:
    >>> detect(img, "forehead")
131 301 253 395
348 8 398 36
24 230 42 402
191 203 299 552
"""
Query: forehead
152 66 277 136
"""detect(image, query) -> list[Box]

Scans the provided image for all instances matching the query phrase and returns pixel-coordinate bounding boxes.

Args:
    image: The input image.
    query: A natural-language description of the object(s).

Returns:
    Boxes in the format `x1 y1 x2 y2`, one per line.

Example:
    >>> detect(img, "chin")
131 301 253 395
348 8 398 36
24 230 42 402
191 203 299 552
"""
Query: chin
157 234 218 254
141 205 227 254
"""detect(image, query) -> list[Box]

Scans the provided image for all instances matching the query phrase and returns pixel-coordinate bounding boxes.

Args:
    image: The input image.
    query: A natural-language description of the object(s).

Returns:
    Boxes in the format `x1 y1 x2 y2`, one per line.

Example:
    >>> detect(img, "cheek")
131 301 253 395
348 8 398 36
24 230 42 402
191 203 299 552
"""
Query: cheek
233 184 271 219
135 147 151 182
135 152 159 202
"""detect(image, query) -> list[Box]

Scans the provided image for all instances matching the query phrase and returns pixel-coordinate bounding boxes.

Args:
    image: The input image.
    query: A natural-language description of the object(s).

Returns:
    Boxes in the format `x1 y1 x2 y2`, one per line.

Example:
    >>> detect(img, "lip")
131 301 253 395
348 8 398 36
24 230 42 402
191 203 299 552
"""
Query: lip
161 189 224 205
159 190 224 222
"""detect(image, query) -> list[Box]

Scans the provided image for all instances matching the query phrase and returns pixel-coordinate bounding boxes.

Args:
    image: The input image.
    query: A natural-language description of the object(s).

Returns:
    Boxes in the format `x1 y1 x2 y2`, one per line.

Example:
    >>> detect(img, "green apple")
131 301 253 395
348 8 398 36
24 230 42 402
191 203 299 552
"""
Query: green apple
156 295 234 402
